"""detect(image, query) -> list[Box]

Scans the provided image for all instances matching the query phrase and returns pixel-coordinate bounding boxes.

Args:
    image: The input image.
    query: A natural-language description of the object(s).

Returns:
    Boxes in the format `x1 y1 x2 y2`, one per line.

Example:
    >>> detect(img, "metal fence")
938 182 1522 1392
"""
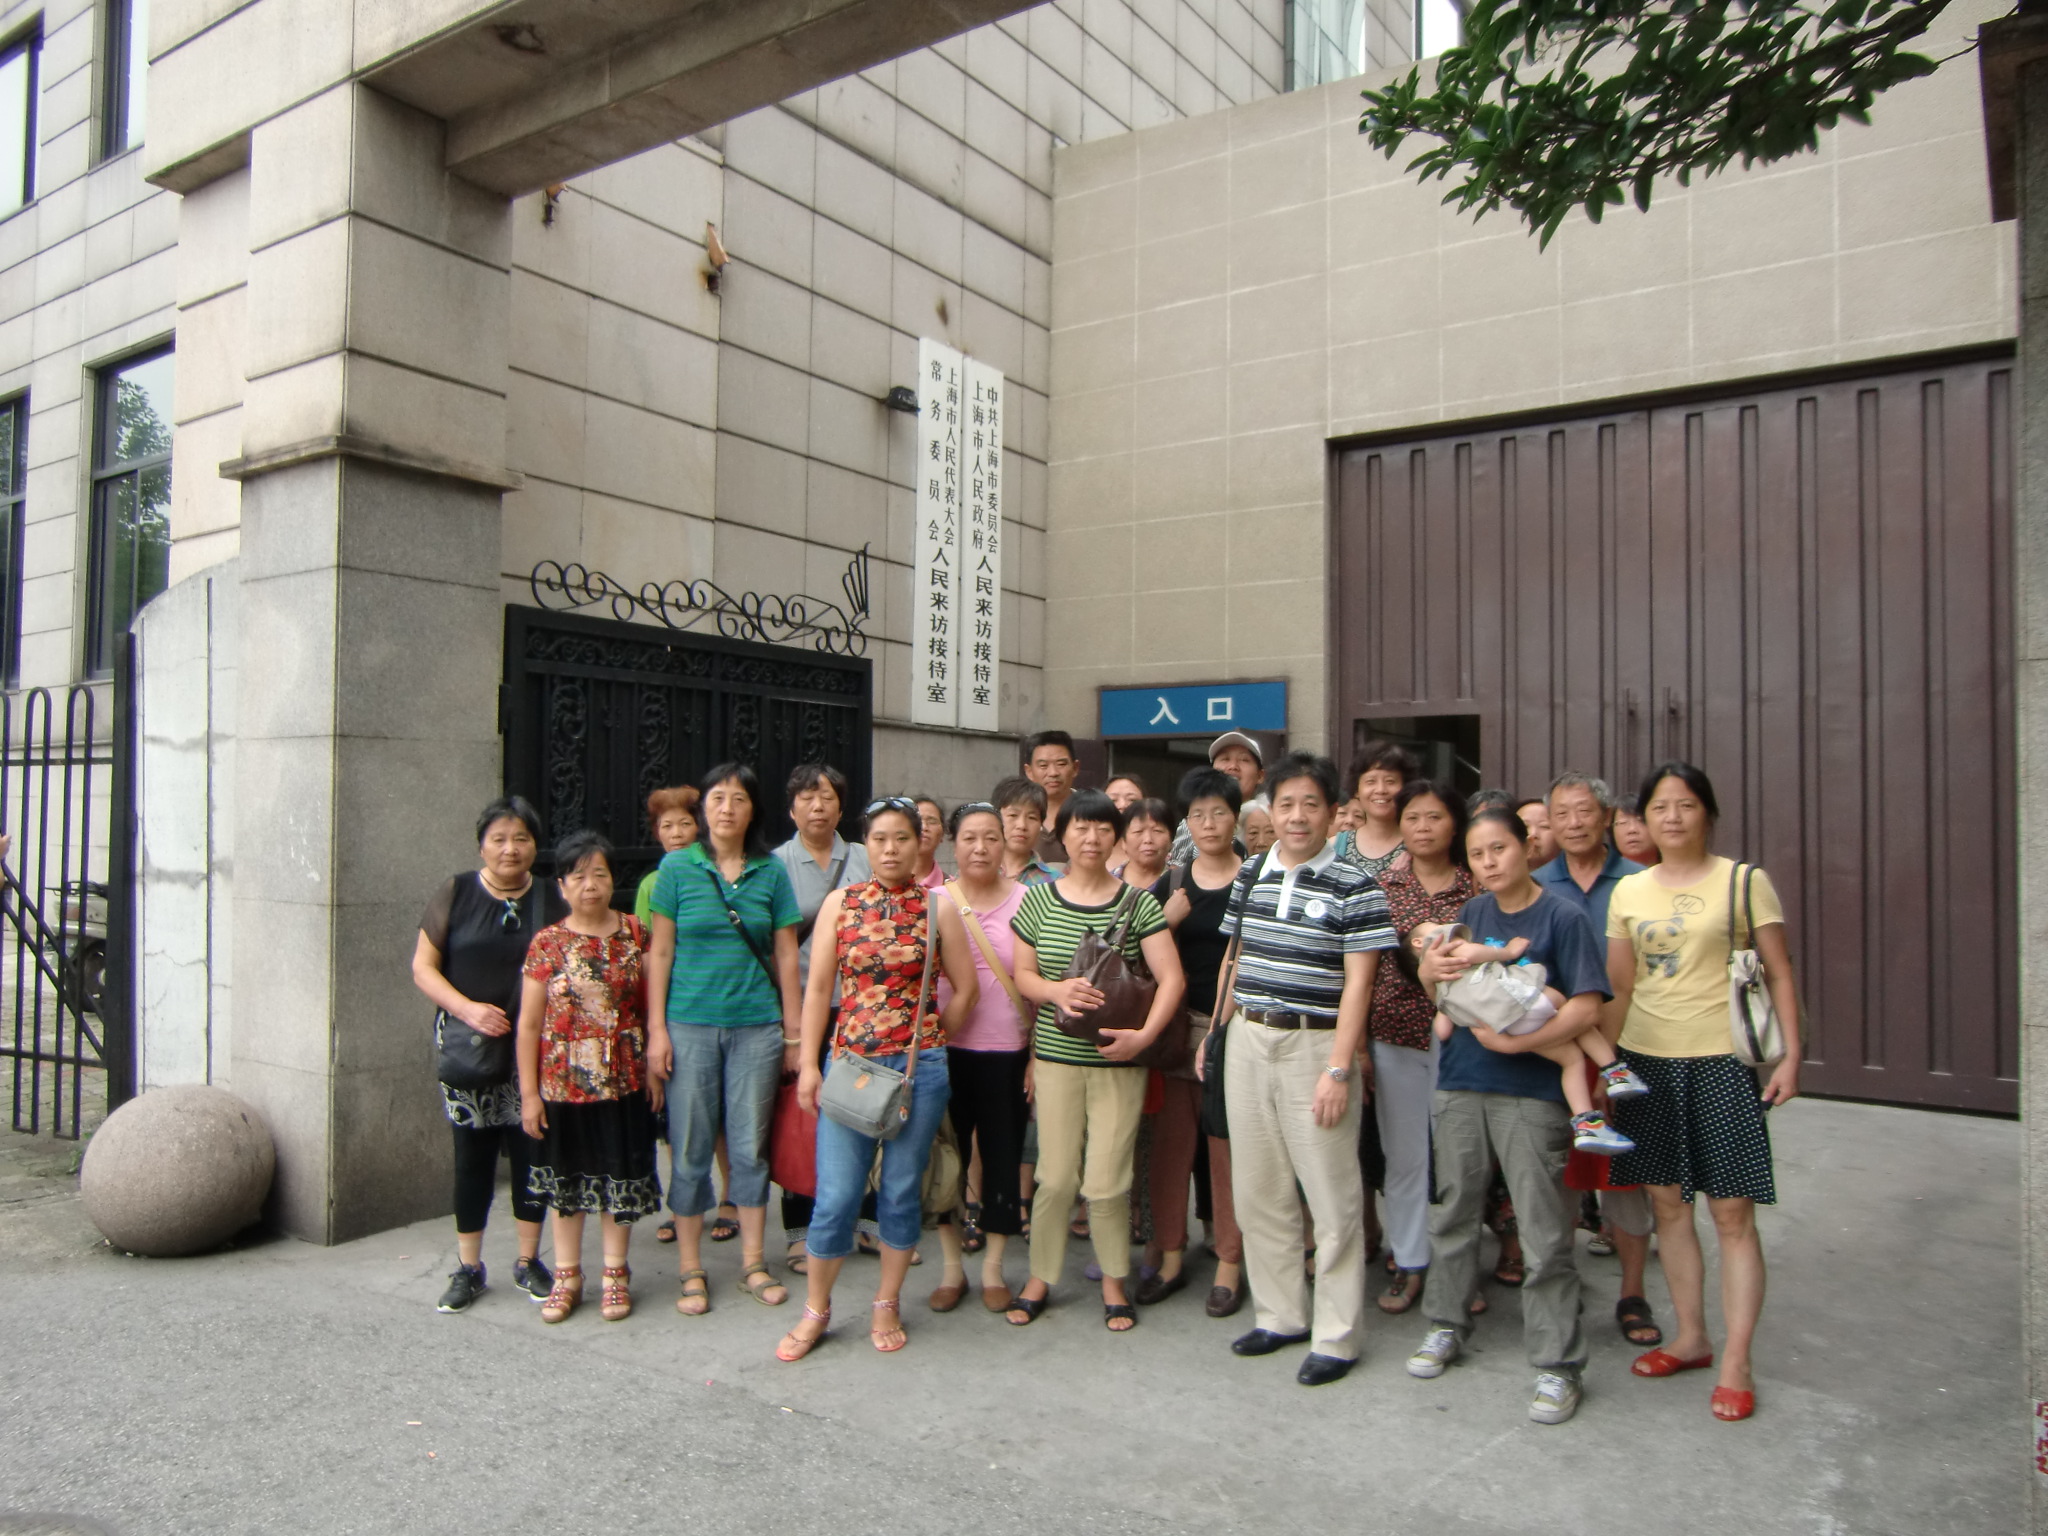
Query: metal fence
0 636 135 1138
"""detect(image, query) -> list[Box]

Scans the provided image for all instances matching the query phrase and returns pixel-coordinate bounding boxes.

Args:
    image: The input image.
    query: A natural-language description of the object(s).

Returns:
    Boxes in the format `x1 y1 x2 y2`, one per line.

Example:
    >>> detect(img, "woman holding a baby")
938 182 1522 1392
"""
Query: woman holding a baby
1400 803 1614 1426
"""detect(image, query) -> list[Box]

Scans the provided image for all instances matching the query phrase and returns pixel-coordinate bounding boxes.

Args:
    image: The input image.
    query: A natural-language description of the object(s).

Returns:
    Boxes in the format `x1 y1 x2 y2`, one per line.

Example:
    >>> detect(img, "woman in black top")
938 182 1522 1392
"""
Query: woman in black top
1145 768 1249 1318
411 796 569 1314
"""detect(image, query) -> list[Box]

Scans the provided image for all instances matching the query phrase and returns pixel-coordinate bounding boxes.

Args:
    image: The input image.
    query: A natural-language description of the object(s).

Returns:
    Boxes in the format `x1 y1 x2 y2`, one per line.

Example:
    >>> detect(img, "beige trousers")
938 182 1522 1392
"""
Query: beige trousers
1225 1019 1366 1359
1027 1058 1147 1285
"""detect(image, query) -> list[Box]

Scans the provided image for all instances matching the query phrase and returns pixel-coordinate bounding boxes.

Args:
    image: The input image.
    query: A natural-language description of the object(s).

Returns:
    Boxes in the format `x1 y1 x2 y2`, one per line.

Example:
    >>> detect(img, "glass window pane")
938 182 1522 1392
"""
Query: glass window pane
102 351 174 468
0 47 30 218
0 401 16 498
135 462 170 610
1419 0 1464 58
124 0 149 152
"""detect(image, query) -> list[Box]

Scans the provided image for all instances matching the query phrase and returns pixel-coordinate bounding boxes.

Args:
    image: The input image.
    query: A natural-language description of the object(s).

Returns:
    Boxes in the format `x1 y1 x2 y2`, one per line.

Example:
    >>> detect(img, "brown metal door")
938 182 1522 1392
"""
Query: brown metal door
1331 351 2016 1113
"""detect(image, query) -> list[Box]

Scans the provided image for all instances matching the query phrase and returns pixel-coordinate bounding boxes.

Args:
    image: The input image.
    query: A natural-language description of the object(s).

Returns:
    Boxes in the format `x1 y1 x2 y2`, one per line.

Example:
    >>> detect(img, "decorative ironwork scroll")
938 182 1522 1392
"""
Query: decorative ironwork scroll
529 545 872 656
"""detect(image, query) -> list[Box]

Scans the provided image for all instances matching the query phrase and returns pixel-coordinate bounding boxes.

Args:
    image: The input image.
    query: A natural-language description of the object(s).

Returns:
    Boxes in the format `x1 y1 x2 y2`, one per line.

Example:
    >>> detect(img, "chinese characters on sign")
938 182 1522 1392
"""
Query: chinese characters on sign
1096 681 1289 739
911 338 1004 729
960 358 1004 732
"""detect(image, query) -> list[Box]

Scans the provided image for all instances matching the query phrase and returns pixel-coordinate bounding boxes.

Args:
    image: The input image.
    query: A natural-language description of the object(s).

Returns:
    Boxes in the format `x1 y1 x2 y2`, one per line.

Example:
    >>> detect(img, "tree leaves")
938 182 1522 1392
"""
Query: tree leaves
1359 0 1954 246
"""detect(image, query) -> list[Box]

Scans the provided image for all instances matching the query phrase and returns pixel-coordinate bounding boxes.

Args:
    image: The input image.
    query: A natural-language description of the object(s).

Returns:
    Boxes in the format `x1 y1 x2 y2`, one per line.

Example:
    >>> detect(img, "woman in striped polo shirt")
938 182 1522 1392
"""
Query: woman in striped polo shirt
1004 789 1186 1333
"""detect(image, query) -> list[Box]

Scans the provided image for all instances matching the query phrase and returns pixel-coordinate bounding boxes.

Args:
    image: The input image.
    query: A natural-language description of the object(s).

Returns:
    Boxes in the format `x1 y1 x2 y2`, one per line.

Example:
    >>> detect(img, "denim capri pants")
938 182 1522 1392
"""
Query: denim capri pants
664 1020 783 1216
807 1048 951 1259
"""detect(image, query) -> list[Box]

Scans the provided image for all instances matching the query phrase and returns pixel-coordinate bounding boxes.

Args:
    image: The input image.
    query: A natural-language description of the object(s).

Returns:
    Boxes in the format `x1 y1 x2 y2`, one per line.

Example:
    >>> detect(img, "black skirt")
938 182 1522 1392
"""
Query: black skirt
1610 1051 1776 1205
528 1096 663 1220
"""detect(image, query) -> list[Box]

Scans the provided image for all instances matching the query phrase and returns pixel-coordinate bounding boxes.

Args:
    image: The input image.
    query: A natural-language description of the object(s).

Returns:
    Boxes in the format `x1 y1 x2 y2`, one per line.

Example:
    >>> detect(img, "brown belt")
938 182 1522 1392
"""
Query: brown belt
1240 1007 1337 1031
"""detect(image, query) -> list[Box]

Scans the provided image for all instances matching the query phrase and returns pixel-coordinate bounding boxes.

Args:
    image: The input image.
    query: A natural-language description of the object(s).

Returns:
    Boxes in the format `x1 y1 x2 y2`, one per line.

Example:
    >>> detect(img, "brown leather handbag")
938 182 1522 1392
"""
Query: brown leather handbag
1055 886 1186 1068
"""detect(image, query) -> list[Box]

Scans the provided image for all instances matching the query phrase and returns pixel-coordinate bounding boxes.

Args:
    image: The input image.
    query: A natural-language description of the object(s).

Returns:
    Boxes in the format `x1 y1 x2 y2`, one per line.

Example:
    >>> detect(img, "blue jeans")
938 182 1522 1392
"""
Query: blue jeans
807 1049 951 1259
665 1021 783 1216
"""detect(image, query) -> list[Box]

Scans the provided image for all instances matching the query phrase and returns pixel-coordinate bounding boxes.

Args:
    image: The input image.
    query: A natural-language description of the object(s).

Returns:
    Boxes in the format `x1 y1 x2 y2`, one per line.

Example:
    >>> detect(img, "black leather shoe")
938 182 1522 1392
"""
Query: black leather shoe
1231 1328 1312 1356
1297 1352 1353 1386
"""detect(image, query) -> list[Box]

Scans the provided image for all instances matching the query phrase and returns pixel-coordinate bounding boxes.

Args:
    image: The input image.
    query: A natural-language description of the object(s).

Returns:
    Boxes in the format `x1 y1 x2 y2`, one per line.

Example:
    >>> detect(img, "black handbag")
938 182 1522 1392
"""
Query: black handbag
436 1008 513 1090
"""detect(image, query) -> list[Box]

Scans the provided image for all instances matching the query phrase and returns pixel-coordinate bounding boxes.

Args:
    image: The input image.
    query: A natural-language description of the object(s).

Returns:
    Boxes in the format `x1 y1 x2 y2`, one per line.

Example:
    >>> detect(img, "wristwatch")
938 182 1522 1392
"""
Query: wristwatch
1323 1065 1351 1083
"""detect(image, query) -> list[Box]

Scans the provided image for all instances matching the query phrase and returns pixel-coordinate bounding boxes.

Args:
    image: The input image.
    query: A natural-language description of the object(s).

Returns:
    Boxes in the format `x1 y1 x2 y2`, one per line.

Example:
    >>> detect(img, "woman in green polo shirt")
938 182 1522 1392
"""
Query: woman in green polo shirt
645 762 803 1318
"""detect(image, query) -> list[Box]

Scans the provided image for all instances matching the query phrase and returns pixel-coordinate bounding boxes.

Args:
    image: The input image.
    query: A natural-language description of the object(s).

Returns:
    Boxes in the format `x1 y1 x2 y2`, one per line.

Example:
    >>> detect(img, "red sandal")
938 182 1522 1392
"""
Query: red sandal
1632 1348 1714 1378
1710 1386 1756 1421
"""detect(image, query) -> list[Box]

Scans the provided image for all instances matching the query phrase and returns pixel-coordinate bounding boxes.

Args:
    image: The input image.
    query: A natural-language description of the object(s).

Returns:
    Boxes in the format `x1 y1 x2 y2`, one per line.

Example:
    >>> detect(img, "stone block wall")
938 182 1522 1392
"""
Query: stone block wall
1042 0 2016 754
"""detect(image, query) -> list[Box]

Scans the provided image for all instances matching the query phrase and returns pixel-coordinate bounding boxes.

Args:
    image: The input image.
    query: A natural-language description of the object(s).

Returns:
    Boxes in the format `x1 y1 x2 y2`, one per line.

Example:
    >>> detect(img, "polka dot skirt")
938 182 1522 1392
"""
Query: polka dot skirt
1610 1051 1777 1205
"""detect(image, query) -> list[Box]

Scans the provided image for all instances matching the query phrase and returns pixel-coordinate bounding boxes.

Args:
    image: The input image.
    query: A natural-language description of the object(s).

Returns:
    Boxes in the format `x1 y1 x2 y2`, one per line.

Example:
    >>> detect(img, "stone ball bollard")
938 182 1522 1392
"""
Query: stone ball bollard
80 1085 275 1256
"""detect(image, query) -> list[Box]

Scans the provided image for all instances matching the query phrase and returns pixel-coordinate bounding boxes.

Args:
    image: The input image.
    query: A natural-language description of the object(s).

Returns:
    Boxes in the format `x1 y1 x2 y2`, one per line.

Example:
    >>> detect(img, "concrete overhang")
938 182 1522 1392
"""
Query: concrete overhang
1979 9 2048 222
368 0 1039 196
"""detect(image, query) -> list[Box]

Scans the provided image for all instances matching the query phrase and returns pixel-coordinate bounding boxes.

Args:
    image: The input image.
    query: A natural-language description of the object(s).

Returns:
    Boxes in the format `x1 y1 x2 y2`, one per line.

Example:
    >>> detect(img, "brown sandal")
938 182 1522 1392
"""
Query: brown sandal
600 1264 632 1322
676 1268 710 1316
1377 1269 1424 1315
739 1261 788 1307
540 1265 583 1324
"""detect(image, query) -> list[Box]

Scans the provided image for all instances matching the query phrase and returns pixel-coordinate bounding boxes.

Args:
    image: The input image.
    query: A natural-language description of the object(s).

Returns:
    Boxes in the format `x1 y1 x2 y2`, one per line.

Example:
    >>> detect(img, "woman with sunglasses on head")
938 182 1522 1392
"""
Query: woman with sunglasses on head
645 763 803 1318
775 798 978 1361
412 796 569 1313
1006 790 1187 1332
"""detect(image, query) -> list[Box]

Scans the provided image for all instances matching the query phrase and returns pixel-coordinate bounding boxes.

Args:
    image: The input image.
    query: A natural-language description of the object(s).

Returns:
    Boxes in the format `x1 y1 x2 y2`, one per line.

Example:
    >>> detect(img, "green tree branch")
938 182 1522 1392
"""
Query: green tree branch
1360 0 1964 245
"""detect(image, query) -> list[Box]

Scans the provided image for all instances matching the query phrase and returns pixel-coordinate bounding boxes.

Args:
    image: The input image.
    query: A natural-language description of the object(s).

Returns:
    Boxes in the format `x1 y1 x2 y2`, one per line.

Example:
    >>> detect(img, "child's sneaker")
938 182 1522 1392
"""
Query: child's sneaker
1571 1111 1635 1155
1599 1061 1651 1100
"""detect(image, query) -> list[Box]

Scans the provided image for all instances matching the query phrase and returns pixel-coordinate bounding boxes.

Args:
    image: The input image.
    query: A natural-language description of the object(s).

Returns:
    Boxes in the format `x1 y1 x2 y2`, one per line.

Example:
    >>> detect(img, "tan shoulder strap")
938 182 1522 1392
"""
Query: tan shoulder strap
946 881 1028 1017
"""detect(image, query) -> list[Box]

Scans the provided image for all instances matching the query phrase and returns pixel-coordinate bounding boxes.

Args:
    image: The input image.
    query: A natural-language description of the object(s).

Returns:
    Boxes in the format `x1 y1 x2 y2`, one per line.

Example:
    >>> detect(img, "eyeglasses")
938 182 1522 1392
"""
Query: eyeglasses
498 897 523 932
864 796 920 818
955 801 996 817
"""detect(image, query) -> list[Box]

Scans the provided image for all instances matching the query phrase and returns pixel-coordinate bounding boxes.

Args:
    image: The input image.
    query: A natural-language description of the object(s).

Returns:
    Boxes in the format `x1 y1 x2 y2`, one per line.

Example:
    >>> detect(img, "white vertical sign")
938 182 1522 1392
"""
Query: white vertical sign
911 338 965 726
960 359 1004 733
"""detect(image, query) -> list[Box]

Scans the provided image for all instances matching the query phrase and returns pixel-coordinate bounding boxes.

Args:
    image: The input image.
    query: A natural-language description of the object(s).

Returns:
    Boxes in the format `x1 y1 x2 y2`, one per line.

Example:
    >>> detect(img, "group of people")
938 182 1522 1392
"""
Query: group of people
412 726 1802 1426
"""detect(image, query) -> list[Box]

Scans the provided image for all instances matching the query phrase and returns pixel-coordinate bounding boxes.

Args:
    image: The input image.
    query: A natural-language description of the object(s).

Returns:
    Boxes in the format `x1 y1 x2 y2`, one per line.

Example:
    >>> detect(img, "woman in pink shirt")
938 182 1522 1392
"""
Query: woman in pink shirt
929 800 1032 1313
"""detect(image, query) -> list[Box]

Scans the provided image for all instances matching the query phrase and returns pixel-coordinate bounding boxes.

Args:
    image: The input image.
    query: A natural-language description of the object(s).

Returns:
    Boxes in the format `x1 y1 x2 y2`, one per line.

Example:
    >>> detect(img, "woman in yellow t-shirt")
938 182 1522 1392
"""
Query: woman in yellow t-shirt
1603 762 1803 1426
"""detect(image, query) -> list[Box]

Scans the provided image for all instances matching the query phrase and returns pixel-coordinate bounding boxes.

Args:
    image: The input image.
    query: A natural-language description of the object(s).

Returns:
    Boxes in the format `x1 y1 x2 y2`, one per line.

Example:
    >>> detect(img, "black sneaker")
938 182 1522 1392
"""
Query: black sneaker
437 1263 487 1313
514 1255 553 1303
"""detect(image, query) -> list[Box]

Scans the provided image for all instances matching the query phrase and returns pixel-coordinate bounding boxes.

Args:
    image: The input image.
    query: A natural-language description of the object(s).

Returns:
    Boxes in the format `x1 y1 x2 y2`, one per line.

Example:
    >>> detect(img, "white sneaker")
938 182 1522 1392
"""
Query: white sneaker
1571 1111 1635 1155
1407 1326 1461 1379
1529 1371 1582 1424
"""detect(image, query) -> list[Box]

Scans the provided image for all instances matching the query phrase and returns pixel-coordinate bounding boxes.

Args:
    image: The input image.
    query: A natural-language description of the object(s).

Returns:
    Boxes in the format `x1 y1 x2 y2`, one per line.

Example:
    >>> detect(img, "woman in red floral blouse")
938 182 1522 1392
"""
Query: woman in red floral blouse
1368 782 1475 1315
517 829 664 1324
775 798 978 1361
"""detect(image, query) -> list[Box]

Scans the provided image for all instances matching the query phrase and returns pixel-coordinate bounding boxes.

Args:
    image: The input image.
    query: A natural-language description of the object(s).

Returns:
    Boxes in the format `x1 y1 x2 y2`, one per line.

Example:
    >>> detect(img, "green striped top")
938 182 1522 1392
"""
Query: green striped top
1011 882 1167 1067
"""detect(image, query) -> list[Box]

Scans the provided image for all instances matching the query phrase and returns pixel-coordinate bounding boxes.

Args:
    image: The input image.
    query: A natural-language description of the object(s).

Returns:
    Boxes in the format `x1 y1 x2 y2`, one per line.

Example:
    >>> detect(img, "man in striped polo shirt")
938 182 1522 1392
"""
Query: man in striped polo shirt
1216 751 1394 1386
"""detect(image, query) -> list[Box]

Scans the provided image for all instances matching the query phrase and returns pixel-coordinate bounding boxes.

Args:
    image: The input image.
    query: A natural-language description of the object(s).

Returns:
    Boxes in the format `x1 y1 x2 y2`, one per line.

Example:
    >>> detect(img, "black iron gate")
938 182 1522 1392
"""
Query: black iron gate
1 633 137 1138
502 605 873 891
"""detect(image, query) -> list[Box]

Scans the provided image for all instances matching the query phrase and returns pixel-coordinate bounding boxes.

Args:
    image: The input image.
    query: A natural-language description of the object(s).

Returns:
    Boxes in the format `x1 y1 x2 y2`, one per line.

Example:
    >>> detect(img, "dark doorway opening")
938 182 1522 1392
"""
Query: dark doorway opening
1352 714 1482 800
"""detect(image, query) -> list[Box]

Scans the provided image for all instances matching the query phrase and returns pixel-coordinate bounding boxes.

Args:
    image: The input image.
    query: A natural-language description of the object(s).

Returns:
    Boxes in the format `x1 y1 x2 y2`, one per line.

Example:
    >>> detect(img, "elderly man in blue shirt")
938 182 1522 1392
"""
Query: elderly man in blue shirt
1530 770 1661 1350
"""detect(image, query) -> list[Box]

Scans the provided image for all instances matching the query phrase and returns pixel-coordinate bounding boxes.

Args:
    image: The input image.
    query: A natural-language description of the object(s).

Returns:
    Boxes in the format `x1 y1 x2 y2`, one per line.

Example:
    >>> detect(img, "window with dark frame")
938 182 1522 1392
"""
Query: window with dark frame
0 395 25 687
99 0 144 161
85 349 172 678
0 28 37 217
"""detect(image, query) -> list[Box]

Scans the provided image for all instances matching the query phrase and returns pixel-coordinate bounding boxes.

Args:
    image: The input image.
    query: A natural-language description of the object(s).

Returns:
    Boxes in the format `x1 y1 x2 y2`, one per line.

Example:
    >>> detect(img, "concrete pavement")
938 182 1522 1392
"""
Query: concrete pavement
0 1096 2022 1535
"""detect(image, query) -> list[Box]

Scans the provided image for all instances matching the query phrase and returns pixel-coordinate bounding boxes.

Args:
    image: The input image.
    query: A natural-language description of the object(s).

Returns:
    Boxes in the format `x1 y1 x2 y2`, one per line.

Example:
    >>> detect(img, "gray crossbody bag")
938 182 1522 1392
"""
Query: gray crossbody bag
817 890 941 1141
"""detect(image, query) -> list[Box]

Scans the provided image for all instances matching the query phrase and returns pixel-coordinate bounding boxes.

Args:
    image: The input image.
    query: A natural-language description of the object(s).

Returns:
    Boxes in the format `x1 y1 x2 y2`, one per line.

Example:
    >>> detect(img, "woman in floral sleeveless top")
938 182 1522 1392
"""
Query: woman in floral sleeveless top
516 830 663 1324
774 798 978 1362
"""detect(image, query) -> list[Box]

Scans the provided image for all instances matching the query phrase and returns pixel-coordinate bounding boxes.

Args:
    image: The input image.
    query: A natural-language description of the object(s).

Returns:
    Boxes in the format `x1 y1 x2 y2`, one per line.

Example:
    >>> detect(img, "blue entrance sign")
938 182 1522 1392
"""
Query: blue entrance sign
1099 681 1288 738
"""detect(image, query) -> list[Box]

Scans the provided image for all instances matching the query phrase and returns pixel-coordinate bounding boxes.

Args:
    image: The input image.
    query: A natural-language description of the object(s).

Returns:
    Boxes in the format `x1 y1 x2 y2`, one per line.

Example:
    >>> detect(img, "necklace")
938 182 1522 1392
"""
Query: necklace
479 869 532 900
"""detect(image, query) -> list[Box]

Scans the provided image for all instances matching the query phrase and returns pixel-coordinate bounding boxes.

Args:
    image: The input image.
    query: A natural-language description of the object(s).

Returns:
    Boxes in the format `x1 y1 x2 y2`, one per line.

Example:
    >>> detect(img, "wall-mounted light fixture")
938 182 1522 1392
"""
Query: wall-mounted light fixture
882 386 920 414
704 223 730 292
